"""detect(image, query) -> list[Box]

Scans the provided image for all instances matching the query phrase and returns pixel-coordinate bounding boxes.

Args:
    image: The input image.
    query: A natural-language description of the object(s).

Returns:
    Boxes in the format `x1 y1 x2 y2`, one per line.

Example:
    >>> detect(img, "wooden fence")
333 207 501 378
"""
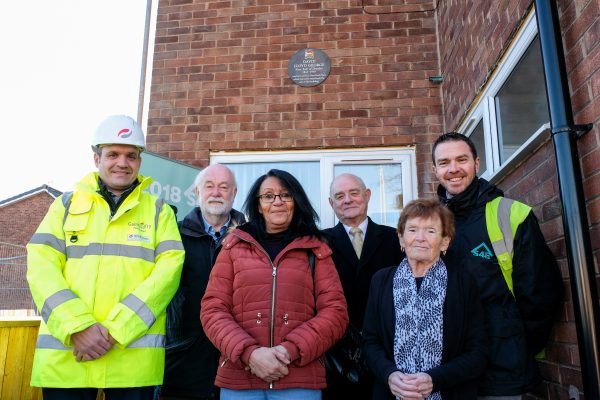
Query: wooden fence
0 317 42 400
0 318 128 400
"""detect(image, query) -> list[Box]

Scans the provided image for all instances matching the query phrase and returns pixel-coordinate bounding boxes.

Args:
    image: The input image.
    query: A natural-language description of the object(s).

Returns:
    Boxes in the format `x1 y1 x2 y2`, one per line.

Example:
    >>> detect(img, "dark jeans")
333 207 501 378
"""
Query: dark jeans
42 386 156 400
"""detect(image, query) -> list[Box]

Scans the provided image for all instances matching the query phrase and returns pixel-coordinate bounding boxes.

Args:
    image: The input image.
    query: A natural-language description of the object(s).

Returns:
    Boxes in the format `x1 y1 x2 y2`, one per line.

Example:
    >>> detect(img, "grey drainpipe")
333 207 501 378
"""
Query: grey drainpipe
137 0 153 124
534 0 599 398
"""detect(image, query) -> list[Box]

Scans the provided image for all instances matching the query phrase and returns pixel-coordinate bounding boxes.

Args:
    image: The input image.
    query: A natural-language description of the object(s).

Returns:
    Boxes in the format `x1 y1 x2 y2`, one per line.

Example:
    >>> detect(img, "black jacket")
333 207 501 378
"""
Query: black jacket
322 218 403 329
363 264 488 400
321 219 403 400
162 207 245 398
438 178 563 396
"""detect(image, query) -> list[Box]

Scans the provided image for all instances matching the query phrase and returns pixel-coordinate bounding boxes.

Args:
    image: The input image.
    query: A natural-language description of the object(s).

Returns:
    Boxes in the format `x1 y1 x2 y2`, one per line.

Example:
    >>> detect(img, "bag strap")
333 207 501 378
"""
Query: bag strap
307 250 316 310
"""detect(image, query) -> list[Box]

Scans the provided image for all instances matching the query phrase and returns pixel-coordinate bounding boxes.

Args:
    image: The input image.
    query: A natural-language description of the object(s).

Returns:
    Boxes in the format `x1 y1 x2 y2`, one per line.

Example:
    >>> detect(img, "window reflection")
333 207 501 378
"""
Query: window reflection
495 35 549 163
469 120 487 176
333 164 403 227
226 161 320 219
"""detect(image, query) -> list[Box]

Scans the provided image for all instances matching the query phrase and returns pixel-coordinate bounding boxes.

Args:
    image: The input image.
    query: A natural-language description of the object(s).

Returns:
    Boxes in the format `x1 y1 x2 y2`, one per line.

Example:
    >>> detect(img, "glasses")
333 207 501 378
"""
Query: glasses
257 193 294 203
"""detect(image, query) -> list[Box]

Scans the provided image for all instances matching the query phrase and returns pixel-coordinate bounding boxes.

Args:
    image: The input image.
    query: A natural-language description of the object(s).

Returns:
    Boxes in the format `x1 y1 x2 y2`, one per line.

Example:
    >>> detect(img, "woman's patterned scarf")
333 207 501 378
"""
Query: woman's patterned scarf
393 258 447 400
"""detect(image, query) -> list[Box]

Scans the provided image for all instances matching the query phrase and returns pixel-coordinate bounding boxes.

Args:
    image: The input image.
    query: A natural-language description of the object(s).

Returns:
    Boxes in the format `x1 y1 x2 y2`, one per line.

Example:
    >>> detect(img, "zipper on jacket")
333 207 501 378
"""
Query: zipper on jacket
269 264 277 390
233 231 301 391
270 265 277 348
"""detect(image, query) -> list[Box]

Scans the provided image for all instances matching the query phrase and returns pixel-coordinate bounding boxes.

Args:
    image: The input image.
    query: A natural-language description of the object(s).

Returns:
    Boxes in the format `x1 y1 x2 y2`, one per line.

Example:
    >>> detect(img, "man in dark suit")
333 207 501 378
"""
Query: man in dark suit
322 173 403 400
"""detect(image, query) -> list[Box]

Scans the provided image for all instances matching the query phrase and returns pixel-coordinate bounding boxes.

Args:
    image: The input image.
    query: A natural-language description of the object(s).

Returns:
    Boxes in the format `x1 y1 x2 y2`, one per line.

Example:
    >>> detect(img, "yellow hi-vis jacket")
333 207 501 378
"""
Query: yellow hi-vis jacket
26 172 184 388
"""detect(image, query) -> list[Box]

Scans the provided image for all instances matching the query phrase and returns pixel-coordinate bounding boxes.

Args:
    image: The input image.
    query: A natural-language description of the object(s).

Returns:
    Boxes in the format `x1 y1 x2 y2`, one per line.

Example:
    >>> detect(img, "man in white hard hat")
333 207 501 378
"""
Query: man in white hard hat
27 115 184 400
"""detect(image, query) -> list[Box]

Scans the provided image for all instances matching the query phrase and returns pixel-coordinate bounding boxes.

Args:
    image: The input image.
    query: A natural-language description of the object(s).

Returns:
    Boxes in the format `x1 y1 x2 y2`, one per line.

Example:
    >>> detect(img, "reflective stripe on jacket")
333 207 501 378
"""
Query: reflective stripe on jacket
485 197 531 296
439 178 563 395
26 172 184 388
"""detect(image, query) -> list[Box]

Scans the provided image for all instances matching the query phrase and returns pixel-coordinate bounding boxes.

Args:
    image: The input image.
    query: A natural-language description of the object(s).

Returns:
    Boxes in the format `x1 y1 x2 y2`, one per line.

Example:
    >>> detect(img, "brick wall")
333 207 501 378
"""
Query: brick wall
147 0 600 397
568 0 600 396
148 0 443 196
438 0 600 398
0 193 53 246
563 0 600 242
437 0 533 132
0 192 53 311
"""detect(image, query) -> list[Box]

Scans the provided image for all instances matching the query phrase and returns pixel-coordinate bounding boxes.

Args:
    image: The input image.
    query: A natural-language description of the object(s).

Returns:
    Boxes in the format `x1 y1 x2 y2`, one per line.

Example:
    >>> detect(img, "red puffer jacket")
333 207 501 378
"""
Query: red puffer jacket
200 228 348 390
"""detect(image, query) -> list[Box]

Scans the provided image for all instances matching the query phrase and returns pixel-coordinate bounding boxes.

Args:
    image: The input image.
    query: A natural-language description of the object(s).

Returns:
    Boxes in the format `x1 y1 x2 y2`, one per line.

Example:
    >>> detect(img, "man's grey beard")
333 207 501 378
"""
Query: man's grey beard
199 198 233 217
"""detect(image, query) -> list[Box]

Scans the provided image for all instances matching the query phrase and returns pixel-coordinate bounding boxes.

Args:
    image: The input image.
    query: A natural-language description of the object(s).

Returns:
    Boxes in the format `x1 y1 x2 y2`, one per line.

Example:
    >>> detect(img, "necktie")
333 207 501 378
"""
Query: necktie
350 227 364 258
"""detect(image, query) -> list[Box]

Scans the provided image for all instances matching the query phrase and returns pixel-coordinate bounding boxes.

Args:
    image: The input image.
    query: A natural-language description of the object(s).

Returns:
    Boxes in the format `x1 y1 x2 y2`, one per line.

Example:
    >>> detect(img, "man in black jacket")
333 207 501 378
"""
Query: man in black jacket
161 164 245 400
322 173 403 400
432 132 563 399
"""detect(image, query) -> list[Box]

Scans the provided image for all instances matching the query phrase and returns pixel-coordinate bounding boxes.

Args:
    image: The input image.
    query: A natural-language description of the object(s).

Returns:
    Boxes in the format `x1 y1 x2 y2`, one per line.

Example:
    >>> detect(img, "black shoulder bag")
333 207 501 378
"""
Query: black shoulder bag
307 251 369 385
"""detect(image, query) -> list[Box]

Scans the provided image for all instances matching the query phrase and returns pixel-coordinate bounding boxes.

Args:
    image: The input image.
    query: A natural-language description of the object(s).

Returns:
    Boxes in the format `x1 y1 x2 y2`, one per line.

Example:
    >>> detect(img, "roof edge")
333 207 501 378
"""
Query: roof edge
0 185 63 208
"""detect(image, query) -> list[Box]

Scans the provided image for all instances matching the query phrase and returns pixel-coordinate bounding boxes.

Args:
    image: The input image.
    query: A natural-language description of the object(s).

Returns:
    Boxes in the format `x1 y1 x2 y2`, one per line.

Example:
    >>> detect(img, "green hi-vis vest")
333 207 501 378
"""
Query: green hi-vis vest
485 196 531 297
485 197 546 359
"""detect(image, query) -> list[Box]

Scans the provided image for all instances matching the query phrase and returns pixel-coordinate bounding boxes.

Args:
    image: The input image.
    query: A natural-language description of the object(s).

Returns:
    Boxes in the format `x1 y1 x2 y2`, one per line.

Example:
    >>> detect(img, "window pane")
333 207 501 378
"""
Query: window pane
495 35 549 163
469 120 487 176
226 161 320 220
333 164 403 227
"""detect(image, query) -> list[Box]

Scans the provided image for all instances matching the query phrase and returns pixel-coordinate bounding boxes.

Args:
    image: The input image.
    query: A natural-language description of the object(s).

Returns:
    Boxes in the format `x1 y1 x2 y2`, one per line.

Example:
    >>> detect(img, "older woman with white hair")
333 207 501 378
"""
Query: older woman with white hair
363 198 487 400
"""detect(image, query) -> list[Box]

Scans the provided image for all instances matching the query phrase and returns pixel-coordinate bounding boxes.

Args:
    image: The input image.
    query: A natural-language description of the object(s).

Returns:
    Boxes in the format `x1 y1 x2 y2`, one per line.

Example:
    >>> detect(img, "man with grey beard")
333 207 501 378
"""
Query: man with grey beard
161 164 245 400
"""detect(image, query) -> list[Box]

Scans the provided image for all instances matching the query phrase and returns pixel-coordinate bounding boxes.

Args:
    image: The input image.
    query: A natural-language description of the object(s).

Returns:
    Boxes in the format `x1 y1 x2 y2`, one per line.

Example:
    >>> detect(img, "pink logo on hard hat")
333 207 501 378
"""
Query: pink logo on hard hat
118 128 132 139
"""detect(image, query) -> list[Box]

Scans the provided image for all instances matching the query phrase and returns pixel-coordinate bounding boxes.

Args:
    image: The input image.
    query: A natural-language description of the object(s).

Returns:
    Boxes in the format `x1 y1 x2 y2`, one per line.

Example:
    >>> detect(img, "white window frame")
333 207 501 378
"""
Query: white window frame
459 10 550 182
210 147 417 228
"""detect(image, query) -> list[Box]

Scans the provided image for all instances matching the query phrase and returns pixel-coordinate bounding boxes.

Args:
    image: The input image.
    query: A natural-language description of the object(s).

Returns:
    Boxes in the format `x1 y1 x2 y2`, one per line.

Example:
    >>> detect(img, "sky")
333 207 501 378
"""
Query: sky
0 1 150 200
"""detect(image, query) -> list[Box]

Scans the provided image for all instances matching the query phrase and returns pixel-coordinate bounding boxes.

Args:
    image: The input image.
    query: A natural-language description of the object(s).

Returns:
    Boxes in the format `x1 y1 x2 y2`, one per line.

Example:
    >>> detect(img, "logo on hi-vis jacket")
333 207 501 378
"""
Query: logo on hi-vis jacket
128 221 151 232
471 243 493 259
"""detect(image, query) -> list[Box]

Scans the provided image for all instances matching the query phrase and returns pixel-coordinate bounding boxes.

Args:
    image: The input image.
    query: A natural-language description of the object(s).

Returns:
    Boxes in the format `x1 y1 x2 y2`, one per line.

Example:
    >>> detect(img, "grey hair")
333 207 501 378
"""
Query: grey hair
329 173 367 197
193 164 237 190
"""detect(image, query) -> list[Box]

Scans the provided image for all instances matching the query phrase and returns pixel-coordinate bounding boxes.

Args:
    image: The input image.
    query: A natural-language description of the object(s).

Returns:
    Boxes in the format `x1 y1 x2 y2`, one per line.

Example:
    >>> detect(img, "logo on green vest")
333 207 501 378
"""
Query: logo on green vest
471 243 493 259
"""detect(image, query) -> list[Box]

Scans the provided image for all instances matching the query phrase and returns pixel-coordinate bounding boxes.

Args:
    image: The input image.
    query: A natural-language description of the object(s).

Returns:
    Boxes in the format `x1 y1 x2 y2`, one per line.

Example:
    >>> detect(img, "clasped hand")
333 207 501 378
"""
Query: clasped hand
71 323 115 362
248 345 291 383
388 371 433 400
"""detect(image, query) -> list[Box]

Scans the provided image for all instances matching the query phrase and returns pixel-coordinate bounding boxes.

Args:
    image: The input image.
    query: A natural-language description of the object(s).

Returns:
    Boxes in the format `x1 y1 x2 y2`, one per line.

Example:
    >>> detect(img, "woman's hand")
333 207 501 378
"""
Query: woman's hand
248 347 290 383
404 372 433 397
388 371 426 399
272 344 291 365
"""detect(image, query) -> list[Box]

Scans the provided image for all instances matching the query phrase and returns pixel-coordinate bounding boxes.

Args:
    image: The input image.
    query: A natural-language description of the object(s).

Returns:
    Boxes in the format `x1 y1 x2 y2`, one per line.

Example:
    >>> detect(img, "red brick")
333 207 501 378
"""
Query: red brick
147 5 599 396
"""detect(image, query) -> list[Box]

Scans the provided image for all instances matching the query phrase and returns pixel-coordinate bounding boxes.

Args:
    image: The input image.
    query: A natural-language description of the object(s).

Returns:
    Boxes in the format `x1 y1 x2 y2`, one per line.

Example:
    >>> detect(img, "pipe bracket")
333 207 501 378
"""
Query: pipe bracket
573 123 594 139
551 123 593 139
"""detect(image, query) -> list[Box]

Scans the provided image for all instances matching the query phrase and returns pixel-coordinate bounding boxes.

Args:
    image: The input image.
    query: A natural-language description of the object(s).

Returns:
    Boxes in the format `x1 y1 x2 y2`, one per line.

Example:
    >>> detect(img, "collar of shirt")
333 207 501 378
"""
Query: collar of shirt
203 215 231 241
97 177 139 217
342 218 369 242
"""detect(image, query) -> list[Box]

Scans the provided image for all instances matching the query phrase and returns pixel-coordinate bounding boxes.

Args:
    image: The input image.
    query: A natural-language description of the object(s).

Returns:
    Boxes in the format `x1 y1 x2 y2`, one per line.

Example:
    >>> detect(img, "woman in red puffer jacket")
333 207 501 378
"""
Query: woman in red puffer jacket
201 169 348 400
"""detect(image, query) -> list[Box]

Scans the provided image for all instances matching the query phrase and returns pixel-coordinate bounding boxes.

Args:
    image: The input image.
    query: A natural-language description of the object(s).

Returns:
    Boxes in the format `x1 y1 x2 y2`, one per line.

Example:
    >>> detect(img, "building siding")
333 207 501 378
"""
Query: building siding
148 0 443 196
148 0 600 398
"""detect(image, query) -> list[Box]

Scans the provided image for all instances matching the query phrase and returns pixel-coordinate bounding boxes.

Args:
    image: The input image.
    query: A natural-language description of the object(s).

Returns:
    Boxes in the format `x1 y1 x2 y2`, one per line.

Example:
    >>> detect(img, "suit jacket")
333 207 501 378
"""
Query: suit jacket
322 217 403 329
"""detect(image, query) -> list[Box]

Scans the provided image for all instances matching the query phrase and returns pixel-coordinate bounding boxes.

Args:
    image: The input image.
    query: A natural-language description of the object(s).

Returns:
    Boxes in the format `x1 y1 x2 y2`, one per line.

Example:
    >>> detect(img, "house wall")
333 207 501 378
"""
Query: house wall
147 0 443 196
0 193 53 246
147 0 600 398
0 192 53 311
438 0 600 398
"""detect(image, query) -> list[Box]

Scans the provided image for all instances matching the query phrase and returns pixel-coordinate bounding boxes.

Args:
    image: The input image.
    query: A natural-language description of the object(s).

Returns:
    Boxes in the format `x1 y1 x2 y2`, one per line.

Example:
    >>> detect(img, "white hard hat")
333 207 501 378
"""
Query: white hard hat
92 115 146 151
